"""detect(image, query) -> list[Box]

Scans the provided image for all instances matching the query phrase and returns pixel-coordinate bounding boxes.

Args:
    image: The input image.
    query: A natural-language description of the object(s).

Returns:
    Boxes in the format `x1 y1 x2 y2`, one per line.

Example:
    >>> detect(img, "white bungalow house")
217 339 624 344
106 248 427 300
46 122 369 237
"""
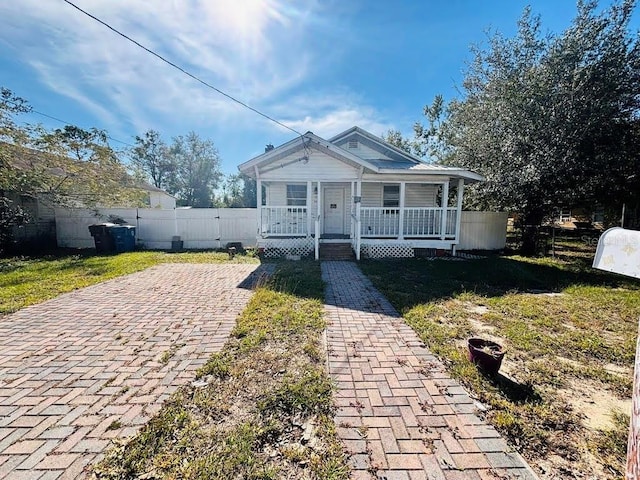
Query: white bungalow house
238 126 483 260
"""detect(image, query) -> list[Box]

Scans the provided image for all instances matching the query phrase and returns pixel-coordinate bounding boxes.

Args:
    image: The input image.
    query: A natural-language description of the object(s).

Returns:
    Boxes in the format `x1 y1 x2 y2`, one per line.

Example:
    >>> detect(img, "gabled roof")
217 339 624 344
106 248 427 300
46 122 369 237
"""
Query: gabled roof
239 126 484 182
238 131 376 174
329 126 423 165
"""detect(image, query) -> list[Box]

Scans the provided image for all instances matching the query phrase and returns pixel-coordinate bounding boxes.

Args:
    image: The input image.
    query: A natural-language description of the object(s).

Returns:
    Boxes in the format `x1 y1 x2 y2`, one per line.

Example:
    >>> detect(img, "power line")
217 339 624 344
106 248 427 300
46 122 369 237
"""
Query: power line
62 0 305 138
6 99 134 147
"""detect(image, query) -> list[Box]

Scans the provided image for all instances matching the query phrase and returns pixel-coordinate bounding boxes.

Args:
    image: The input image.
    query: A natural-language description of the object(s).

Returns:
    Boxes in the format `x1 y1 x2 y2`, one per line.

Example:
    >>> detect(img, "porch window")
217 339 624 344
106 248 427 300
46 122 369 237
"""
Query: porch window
383 185 400 208
286 184 307 206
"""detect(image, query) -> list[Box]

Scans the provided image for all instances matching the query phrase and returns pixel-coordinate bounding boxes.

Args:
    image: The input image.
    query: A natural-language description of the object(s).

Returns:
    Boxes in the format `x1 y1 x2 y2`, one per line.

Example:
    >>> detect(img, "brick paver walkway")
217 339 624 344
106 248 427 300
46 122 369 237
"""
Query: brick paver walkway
0 263 266 479
322 262 538 480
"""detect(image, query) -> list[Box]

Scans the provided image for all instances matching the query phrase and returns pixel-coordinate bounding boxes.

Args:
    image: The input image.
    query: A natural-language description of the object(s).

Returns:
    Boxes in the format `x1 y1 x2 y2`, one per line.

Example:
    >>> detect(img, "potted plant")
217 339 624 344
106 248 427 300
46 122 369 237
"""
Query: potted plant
467 338 505 375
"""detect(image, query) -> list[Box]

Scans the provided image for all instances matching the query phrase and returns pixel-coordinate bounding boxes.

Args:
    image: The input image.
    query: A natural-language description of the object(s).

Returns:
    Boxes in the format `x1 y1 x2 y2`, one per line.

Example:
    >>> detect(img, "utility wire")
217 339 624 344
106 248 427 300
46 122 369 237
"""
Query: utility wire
6 99 134 147
62 0 305 139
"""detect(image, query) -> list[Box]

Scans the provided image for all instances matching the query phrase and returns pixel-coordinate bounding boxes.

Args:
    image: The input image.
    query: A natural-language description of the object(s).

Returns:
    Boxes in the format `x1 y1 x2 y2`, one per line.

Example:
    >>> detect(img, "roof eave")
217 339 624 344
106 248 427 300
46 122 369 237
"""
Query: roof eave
238 134 310 175
377 168 485 182
239 132 381 177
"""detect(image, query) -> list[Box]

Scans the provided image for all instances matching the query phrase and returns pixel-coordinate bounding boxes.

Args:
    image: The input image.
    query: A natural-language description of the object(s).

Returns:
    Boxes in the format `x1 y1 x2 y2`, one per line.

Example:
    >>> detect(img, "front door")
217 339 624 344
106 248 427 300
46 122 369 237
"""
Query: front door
323 188 345 235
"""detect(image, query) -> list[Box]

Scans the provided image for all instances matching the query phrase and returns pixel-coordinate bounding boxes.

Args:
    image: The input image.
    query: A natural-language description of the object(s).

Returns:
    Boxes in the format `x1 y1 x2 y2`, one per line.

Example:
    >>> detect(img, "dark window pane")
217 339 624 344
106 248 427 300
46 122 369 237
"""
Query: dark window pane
383 185 399 208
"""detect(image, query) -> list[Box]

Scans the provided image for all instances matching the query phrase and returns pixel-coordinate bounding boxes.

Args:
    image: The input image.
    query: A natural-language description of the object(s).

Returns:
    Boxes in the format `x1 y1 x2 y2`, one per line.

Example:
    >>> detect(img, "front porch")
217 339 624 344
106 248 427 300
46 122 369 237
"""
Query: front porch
256 179 465 260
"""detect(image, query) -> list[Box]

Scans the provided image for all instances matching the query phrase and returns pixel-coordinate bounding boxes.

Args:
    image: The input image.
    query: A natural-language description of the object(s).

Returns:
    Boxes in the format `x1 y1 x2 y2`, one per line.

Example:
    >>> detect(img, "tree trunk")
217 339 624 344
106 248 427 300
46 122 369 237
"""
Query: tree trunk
519 210 546 256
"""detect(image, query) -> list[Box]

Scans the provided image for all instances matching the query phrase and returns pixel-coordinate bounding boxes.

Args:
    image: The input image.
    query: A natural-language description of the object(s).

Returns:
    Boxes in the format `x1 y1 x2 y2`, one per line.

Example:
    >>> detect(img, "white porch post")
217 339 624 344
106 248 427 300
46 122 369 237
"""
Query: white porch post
453 178 464 255
315 181 322 260
351 181 356 240
356 178 362 260
256 175 262 237
306 180 312 237
440 180 449 240
398 181 406 240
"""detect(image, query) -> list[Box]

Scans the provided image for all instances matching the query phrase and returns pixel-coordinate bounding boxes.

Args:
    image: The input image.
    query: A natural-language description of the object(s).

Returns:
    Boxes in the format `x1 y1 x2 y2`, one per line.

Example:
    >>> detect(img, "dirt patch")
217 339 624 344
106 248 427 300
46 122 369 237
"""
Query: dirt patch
562 380 631 430
604 363 632 376
468 317 497 333
464 303 491 315
462 302 497 333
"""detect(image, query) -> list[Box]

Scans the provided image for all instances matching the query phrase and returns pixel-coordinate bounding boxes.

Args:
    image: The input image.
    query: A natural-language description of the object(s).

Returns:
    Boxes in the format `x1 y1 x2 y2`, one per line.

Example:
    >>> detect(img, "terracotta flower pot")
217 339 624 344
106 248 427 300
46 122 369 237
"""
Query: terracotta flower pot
467 338 505 375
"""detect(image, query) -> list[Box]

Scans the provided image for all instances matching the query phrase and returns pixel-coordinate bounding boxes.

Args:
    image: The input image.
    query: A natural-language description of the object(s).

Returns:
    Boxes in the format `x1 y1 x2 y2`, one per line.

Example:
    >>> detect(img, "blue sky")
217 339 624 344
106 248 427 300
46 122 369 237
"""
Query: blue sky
0 1 636 176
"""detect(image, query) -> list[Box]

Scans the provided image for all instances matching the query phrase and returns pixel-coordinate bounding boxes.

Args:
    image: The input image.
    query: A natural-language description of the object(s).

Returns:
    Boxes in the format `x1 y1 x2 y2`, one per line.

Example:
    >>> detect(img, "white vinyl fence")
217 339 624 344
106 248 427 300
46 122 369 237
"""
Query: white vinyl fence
457 211 508 250
55 208 257 250
55 208 507 252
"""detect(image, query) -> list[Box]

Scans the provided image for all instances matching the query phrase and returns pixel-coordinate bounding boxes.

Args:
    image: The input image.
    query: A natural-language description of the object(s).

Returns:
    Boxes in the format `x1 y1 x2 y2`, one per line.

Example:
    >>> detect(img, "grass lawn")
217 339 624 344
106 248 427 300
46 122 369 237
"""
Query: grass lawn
93 260 349 479
360 251 640 479
0 250 258 314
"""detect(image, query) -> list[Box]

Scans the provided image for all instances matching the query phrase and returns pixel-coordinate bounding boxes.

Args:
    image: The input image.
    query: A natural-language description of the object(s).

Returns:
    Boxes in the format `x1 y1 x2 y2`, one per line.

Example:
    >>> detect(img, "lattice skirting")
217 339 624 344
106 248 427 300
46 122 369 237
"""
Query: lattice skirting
259 238 314 258
360 243 415 259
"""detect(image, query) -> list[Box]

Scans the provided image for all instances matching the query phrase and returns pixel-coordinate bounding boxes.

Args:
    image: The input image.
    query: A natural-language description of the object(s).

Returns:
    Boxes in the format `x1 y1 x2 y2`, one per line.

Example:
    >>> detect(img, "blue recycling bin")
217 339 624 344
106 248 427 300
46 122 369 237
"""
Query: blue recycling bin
108 225 136 252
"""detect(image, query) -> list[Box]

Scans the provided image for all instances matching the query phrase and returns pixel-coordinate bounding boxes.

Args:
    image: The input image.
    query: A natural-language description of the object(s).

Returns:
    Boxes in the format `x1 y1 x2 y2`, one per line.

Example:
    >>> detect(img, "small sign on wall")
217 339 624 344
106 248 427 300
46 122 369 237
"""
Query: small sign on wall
330 204 337 209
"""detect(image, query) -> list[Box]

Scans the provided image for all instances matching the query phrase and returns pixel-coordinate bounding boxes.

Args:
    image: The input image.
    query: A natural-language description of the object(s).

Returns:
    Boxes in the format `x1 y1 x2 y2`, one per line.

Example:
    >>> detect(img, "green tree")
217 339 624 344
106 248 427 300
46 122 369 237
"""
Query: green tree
421 1 640 253
0 89 31 250
217 173 257 208
240 173 257 208
382 97 451 162
167 132 222 207
382 129 414 154
0 88 148 251
130 130 175 190
35 125 143 207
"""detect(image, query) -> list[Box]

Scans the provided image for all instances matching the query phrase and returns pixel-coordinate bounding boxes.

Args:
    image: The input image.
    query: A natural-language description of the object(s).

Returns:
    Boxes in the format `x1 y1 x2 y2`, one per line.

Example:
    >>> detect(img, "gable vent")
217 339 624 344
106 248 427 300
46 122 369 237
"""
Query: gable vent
347 139 358 149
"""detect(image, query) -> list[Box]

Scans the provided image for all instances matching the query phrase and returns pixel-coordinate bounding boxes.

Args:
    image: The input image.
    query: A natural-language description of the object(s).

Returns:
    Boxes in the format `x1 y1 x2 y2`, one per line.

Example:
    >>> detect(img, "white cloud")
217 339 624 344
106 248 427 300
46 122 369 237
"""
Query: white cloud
0 0 393 145
0 1 313 127
269 92 395 138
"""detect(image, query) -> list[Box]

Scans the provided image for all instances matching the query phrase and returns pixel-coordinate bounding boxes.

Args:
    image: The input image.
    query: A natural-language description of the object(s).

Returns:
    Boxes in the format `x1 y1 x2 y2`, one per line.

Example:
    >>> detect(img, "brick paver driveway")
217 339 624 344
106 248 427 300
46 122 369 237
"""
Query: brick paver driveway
0 263 265 479
322 262 538 480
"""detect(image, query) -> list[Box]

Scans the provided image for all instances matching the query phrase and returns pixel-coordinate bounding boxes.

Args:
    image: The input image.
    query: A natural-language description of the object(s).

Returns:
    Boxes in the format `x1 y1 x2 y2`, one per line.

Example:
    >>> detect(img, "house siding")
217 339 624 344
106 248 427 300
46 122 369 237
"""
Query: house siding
361 183 382 207
267 183 287 205
405 183 437 207
258 151 358 181
361 183 438 207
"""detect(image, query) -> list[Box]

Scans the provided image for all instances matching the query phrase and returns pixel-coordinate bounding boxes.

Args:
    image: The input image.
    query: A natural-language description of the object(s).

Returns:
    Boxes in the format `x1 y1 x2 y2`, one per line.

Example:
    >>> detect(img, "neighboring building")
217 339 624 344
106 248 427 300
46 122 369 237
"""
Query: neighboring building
8 192 56 246
553 206 605 230
143 183 176 209
239 126 483 259
1 142 174 246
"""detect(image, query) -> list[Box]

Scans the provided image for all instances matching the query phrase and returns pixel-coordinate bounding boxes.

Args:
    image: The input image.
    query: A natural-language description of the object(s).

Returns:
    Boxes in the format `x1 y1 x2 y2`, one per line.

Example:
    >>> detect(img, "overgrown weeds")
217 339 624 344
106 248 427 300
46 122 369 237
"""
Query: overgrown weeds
92 261 349 480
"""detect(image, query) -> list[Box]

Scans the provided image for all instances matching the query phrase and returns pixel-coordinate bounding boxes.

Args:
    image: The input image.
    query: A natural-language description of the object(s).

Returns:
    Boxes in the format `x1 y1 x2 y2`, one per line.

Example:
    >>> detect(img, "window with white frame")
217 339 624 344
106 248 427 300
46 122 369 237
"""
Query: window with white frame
383 185 400 208
286 184 307 206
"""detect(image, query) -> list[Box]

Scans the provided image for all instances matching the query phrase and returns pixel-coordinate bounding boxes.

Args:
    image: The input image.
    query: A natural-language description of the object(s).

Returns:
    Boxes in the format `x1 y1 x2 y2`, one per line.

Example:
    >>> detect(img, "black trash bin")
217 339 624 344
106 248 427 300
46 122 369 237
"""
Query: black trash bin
109 225 136 252
88 223 116 253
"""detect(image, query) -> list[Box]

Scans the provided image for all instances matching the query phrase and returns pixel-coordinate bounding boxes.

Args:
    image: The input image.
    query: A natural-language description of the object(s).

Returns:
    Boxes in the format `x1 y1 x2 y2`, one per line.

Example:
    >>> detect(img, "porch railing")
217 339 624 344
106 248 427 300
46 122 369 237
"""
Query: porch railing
260 206 307 236
360 207 458 238
360 208 400 237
